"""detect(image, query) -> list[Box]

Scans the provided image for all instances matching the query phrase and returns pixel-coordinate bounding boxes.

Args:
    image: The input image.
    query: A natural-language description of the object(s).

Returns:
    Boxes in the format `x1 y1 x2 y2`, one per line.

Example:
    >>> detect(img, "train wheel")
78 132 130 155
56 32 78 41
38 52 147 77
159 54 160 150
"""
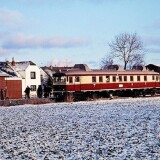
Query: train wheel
109 93 113 100
92 93 98 100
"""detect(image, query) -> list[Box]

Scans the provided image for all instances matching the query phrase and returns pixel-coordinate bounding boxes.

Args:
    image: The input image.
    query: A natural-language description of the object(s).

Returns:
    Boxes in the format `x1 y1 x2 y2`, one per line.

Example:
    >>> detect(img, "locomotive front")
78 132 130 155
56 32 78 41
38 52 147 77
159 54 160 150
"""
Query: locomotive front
52 72 67 101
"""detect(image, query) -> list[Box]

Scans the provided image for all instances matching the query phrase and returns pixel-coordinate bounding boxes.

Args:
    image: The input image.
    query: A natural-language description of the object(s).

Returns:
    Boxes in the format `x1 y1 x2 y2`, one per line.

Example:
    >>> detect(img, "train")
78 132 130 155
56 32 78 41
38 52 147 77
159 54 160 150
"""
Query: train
52 64 160 102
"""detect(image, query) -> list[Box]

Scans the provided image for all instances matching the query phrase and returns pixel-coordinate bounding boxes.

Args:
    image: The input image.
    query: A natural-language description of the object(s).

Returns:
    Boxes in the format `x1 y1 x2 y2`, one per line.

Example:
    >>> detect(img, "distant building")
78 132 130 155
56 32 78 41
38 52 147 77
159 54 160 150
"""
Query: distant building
146 64 160 73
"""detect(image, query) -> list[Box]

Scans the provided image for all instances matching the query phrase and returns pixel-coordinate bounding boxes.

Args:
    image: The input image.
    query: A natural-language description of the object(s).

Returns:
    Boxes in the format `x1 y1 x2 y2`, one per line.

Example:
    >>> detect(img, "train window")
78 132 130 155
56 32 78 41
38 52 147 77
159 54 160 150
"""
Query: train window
54 77 60 82
144 76 147 81
99 76 103 82
112 76 116 82
63 77 66 82
75 76 80 82
124 76 127 81
69 77 73 83
152 75 155 81
130 76 133 81
92 76 96 82
106 76 110 82
156 76 158 81
119 76 122 82
137 76 140 81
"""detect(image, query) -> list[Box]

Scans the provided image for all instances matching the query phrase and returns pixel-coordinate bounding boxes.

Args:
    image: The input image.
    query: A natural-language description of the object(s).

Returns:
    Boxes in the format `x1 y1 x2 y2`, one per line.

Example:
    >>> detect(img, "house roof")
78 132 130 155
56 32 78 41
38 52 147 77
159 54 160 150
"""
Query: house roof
46 66 73 72
11 61 36 71
41 67 55 78
0 69 9 77
0 60 37 78
0 62 17 77
10 61 36 78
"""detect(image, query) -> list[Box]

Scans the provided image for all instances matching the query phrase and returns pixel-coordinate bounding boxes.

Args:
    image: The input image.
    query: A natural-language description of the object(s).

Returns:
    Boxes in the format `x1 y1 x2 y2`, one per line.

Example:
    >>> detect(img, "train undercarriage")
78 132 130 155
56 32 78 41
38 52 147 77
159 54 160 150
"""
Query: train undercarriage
53 87 160 102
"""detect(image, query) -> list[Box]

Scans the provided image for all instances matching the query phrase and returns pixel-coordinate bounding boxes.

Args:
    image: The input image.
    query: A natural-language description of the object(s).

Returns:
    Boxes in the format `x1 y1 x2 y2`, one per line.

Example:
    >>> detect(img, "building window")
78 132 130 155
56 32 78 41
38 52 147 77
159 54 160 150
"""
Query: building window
144 76 147 81
75 76 80 82
30 72 36 79
130 76 133 81
124 76 127 81
106 76 110 82
99 76 103 82
112 76 116 82
30 85 36 91
137 76 140 81
119 76 122 82
92 76 96 82
69 77 73 83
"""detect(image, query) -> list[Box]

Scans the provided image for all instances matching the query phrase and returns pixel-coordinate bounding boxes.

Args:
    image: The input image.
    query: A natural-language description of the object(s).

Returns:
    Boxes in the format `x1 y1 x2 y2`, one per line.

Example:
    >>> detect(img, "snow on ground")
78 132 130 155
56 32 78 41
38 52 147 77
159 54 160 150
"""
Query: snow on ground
0 97 160 160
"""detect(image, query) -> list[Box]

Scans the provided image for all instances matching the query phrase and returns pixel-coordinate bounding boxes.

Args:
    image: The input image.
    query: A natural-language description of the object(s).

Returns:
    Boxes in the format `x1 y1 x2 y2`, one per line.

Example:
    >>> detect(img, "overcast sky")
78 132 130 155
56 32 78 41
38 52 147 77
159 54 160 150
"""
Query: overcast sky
0 0 160 68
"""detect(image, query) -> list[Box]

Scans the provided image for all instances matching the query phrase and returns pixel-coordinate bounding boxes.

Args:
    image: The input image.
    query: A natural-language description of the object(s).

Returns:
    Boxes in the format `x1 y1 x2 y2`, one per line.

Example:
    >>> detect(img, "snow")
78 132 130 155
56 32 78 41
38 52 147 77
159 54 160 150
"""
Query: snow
13 62 30 71
0 97 160 159
11 62 30 78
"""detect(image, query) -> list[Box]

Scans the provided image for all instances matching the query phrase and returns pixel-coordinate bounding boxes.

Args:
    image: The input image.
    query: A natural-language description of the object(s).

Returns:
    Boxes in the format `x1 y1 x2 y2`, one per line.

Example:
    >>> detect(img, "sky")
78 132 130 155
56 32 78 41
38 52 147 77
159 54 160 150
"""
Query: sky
0 0 160 68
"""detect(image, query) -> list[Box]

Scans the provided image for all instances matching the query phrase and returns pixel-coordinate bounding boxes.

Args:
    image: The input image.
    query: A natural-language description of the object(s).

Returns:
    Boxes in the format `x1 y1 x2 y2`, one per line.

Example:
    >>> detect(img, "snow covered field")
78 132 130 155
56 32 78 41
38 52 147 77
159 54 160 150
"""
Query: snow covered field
0 97 160 160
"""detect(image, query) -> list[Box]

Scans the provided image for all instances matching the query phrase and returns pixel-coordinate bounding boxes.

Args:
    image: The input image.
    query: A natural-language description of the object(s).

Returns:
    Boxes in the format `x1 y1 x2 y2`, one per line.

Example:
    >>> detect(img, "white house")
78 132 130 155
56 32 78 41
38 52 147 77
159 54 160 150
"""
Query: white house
9 58 41 97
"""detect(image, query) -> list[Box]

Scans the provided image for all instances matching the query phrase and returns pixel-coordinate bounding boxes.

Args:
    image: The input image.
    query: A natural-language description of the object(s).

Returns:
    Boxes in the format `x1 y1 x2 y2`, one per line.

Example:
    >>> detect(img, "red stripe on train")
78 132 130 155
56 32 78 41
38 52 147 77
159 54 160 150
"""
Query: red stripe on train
66 82 160 91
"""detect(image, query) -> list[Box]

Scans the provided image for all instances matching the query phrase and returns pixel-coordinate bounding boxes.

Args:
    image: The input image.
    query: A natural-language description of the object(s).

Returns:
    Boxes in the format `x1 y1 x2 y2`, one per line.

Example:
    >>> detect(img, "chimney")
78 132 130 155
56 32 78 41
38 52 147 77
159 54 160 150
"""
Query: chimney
11 57 16 66
5 58 9 64
49 65 53 69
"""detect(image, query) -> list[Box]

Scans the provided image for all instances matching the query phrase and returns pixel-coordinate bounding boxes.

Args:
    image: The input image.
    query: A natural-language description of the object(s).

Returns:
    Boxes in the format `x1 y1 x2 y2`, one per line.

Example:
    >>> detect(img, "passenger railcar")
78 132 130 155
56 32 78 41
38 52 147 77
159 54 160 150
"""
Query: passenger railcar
52 64 160 101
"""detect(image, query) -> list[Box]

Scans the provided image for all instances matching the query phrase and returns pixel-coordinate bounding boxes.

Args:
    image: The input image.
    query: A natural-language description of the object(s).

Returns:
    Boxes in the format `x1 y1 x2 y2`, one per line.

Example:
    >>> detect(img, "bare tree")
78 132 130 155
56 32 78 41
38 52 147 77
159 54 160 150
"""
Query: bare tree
100 55 114 69
128 53 145 69
109 33 144 70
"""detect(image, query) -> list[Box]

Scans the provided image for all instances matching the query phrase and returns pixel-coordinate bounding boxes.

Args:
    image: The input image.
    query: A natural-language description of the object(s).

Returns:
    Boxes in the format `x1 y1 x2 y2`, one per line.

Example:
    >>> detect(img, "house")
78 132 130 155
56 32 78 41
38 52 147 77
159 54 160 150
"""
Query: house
9 58 41 97
0 58 41 98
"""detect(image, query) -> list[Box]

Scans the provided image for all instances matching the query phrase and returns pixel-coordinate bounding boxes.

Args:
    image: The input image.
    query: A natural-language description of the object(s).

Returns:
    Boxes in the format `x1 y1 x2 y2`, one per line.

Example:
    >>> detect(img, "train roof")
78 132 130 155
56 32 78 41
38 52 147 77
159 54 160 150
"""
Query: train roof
53 69 159 76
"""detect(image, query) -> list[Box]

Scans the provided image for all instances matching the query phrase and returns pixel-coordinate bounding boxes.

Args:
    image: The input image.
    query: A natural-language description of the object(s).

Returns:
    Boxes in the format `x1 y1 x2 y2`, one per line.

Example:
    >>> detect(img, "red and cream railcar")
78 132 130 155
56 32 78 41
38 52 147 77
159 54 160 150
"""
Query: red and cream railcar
53 66 160 101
